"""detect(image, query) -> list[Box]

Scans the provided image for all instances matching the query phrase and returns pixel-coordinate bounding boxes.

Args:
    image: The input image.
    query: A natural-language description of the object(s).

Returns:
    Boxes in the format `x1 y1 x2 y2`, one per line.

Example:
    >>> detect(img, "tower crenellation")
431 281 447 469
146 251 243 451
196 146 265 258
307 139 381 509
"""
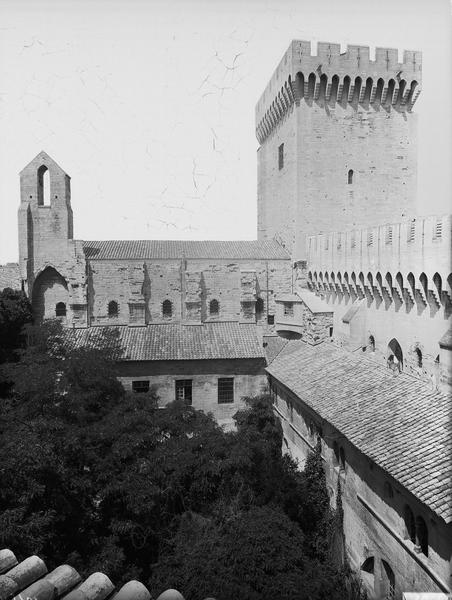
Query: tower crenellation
256 40 422 144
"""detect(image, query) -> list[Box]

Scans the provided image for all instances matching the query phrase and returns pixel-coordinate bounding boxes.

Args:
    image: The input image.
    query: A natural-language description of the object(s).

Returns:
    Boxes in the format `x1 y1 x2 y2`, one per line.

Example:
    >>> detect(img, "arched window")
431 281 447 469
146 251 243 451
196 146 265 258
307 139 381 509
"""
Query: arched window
368 335 376 352
381 560 395 600
37 165 50 206
55 302 66 317
255 297 264 318
384 481 394 499
162 299 173 317
209 299 219 316
360 557 375 594
414 347 422 368
348 169 354 184
416 516 428 556
339 447 346 471
388 338 403 371
108 300 119 317
404 505 416 543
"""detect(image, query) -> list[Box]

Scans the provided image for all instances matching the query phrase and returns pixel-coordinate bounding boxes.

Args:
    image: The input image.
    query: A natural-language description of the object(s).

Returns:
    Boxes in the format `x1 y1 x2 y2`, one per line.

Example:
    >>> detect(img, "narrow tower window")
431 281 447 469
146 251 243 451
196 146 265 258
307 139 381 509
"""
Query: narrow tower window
278 143 284 170
209 299 219 316
162 299 173 317
347 169 354 184
108 300 119 317
37 165 50 206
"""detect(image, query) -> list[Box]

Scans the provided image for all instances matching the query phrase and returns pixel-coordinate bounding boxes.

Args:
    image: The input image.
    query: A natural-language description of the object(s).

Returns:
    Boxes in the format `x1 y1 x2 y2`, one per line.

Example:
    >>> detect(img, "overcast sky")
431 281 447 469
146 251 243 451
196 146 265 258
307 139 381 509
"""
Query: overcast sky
0 0 451 263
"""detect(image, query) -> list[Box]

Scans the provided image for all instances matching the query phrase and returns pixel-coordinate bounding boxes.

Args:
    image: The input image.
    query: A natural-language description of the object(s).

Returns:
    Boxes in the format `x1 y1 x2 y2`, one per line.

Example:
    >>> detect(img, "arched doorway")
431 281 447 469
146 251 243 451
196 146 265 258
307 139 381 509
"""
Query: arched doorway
32 267 69 323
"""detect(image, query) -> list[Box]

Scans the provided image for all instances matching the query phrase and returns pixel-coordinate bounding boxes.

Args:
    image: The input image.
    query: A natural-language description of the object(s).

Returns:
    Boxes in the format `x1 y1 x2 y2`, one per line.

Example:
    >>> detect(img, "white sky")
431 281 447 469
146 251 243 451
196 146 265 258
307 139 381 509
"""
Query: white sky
0 0 451 263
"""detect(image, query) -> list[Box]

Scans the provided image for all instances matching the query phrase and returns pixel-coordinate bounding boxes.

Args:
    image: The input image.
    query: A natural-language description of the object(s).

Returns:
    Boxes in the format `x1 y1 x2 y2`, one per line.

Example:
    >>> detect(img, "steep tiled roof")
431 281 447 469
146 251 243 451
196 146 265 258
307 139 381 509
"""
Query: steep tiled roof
0 263 21 291
0 549 202 600
65 322 265 361
82 239 289 260
266 340 452 523
263 334 288 364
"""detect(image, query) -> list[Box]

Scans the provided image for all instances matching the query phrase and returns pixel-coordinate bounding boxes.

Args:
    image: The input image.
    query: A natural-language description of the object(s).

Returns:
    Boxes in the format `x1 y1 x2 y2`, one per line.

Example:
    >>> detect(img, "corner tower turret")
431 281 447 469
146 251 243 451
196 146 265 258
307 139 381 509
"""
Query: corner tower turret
256 41 422 259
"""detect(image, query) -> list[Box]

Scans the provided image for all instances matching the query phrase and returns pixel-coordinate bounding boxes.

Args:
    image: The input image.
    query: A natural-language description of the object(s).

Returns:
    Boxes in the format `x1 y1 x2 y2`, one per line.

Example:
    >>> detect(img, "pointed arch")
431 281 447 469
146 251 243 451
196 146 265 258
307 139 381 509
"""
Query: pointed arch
32 266 68 323
37 165 51 206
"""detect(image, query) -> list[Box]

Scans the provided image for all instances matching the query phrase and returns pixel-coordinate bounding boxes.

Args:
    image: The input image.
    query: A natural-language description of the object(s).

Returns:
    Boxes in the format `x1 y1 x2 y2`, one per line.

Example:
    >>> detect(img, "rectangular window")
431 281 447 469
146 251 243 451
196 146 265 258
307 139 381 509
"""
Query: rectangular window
278 143 284 170
132 380 150 393
283 302 294 317
218 377 234 404
175 379 192 405
267 314 275 325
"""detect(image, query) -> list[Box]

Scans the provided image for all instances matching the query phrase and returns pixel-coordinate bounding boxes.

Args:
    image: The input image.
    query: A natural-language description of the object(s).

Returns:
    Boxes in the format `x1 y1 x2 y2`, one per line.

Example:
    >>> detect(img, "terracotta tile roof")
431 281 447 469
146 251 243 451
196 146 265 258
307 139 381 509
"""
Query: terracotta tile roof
82 239 289 260
263 334 288 364
64 322 265 361
0 549 196 600
266 340 452 523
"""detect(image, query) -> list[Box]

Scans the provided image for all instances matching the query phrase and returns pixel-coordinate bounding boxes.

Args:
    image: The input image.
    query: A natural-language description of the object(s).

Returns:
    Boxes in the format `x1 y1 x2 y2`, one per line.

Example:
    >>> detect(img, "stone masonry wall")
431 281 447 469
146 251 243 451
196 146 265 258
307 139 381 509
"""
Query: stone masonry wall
270 380 452 599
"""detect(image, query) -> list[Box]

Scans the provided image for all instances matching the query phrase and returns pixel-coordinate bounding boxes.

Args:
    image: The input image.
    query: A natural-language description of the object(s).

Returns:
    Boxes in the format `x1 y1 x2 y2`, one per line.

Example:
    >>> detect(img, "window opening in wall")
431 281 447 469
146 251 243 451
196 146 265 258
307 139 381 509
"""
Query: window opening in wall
255 297 264 319
37 165 50 206
55 302 66 317
387 338 403 371
132 380 150 393
162 299 173 317
108 300 119 317
218 377 234 404
404 505 416 543
278 143 284 170
368 335 376 352
385 225 393 245
283 302 294 317
339 447 346 471
347 169 354 184
414 347 423 368
416 516 429 556
267 314 275 325
175 379 192 405
381 561 395 600
329 326 333 338
209 298 219 316
360 557 375 595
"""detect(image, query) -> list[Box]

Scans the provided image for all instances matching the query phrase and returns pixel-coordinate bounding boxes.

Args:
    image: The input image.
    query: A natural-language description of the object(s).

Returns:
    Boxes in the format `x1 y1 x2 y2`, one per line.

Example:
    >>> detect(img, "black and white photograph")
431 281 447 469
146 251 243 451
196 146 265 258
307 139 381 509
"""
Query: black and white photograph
0 1 451 599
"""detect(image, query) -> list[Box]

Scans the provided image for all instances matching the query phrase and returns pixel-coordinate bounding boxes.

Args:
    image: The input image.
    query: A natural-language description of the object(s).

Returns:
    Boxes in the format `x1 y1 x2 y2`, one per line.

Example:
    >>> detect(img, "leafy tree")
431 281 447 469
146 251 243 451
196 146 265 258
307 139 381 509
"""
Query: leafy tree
0 287 32 364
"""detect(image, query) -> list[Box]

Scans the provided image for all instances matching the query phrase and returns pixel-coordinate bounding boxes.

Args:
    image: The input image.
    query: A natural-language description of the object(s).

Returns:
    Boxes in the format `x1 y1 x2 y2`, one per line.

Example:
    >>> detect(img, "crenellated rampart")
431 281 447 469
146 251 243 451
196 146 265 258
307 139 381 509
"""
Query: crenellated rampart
255 40 422 144
305 214 451 309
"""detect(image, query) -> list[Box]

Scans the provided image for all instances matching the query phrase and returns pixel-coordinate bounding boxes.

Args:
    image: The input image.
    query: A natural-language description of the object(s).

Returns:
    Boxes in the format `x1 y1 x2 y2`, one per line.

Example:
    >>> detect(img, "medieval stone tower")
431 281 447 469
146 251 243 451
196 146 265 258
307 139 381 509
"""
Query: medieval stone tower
255 41 422 259
18 151 87 324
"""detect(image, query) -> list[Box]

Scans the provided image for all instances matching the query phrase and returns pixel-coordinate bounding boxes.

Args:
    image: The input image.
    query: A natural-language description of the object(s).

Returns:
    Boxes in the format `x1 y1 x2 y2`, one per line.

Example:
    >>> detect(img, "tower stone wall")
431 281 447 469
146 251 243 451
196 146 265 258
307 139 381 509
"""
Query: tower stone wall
256 41 421 259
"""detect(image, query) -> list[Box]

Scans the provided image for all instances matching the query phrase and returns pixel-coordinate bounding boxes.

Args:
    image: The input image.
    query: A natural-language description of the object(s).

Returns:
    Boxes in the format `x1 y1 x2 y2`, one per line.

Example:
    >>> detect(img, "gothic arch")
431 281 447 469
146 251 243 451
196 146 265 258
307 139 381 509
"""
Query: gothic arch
32 266 69 323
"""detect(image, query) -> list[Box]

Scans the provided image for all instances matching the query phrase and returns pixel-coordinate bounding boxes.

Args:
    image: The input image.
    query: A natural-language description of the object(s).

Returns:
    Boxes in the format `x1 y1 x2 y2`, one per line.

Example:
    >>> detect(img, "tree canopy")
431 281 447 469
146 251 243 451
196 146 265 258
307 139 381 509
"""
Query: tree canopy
0 320 365 599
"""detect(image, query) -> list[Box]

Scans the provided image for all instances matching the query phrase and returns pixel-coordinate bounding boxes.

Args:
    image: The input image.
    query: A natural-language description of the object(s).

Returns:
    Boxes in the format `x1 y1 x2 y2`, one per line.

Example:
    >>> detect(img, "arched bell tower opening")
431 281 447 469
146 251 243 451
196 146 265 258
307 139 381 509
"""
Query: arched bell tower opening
32 266 69 324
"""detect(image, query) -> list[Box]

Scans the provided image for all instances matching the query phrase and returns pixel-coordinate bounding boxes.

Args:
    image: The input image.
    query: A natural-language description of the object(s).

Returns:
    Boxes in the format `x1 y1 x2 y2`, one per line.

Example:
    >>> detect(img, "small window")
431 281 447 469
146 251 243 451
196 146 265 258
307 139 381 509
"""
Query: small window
348 169 354 184
329 326 333 338
55 302 66 317
267 314 275 325
175 379 192 405
385 225 393 245
404 505 416 543
162 299 173 317
416 516 428 556
218 377 234 404
368 335 376 352
255 297 264 318
339 447 346 471
209 299 219 316
278 143 284 170
414 347 422 368
132 380 150 393
283 302 294 317
108 300 119 317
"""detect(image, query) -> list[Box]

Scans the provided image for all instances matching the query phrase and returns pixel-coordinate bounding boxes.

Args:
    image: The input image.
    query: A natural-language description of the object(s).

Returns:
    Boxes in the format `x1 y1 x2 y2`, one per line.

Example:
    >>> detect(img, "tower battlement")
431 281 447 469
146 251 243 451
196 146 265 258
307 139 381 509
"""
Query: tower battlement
256 40 422 144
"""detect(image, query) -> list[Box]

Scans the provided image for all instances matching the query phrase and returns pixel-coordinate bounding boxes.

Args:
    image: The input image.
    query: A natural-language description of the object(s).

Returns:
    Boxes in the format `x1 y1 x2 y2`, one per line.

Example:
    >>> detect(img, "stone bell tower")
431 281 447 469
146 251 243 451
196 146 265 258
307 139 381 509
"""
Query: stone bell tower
18 151 87 325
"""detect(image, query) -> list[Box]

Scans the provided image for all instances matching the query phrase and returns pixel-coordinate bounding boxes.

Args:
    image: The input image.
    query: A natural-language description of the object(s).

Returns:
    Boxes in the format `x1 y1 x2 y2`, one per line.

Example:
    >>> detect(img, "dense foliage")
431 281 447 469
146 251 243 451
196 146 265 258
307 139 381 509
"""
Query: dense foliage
0 316 365 600
0 287 32 364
